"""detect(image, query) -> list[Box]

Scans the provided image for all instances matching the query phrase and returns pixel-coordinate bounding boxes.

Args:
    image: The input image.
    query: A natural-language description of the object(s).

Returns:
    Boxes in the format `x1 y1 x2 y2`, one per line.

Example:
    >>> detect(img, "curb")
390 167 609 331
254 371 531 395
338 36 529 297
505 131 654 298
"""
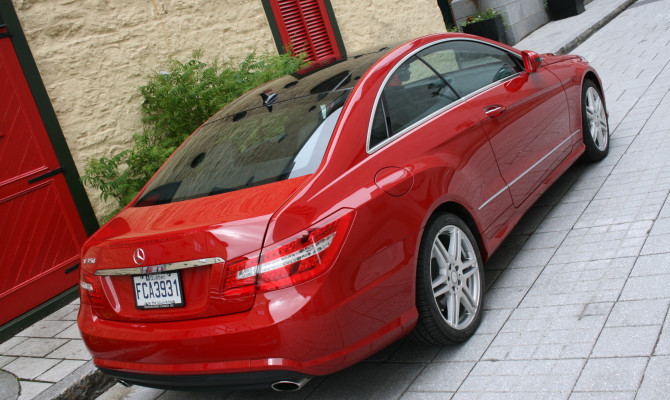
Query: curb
33 361 114 400
555 0 638 54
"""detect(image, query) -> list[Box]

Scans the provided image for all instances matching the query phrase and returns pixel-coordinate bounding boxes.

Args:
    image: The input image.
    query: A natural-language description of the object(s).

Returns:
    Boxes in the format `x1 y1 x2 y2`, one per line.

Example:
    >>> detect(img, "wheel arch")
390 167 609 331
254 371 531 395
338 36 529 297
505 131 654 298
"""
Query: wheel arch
425 201 488 262
584 71 601 88
583 71 606 108
580 70 610 161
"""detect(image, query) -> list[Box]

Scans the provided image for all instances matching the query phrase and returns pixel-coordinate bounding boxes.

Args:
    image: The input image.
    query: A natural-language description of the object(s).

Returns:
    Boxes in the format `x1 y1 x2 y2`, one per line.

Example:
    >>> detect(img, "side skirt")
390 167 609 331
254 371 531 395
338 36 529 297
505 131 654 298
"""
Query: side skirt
482 143 586 258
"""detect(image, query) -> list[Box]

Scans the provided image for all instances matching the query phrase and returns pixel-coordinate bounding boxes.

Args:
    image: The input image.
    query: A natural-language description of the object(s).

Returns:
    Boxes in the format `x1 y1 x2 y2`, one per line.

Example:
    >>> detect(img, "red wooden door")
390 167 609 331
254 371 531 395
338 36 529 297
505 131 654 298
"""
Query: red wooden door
0 23 88 325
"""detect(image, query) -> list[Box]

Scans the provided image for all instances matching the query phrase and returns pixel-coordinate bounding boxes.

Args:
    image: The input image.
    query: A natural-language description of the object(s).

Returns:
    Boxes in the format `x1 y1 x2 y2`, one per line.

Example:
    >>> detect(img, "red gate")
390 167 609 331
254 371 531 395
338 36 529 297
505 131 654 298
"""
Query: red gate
0 21 90 325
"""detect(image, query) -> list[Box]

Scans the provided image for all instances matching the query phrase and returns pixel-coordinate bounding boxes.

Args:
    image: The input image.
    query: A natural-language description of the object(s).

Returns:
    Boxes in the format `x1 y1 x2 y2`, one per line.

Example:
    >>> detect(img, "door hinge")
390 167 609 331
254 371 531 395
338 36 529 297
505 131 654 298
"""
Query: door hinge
28 166 65 184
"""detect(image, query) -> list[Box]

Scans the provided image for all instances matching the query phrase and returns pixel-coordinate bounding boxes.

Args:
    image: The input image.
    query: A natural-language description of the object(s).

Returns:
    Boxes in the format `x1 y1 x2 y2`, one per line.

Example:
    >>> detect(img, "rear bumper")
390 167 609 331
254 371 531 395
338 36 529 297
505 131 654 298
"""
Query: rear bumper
101 368 311 391
78 271 418 380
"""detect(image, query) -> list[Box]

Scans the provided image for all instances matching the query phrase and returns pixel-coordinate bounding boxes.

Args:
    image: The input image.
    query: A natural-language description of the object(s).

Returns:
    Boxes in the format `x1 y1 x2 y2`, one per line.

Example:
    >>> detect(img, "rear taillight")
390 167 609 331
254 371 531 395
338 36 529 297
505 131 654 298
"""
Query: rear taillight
80 271 104 307
258 209 353 291
222 253 259 297
222 209 354 296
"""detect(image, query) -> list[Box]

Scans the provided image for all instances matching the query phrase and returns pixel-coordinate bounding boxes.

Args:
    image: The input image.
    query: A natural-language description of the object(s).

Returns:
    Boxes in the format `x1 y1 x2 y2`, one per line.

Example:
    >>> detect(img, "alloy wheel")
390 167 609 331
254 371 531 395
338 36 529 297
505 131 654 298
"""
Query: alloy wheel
585 86 608 151
430 225 481 330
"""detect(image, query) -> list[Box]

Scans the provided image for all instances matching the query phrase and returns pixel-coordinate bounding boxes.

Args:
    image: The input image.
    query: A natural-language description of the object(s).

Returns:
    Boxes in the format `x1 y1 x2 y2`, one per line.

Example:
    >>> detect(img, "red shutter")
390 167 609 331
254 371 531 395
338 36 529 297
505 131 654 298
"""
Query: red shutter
270 0 341 63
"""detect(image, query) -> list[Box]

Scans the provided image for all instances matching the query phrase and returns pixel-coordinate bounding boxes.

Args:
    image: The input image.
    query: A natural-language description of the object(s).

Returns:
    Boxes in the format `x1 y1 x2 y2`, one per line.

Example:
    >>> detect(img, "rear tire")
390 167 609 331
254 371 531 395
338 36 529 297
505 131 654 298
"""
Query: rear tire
582 80 609 161
411 213 484 345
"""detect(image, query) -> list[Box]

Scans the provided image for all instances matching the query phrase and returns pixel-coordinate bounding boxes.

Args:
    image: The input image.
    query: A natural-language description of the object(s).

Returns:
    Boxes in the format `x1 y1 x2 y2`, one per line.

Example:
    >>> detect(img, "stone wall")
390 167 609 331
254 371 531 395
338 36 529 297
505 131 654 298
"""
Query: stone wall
332 0 446 53
12 0 447 219
12 0 276 218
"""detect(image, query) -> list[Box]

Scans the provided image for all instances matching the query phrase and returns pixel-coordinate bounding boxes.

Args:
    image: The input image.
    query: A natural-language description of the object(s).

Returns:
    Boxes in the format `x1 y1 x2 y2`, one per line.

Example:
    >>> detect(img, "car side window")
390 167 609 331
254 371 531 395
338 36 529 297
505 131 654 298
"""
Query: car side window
418 41 522 97
369 55 459 149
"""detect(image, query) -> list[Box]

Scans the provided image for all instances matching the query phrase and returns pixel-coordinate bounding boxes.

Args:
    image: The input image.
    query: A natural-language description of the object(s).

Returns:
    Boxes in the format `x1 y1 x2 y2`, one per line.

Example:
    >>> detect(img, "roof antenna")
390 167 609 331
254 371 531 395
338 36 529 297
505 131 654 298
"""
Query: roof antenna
260 90 279 112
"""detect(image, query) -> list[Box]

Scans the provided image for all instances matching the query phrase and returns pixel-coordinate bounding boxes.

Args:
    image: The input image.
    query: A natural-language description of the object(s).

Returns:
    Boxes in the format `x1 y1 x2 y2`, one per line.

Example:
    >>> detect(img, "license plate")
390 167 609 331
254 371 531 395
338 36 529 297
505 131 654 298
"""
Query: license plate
133 272 185 309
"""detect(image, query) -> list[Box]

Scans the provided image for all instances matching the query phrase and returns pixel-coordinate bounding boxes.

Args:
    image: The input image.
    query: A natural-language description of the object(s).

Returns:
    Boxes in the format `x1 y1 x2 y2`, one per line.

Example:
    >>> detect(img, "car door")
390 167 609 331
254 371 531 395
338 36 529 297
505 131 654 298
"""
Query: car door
457 43 570 207
367 46 514 234
421 40 571 208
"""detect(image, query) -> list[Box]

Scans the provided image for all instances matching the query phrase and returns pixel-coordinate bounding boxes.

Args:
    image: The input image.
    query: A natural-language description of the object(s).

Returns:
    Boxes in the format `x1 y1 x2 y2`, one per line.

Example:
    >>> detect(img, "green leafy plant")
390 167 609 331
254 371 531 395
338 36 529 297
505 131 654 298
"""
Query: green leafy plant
461 3 500 27
83 50 307 222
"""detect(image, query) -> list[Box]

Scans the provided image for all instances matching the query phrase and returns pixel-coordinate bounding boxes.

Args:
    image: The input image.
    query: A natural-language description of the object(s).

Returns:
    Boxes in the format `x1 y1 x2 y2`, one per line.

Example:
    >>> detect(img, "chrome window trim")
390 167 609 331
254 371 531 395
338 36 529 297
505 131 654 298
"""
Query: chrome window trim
94 257 225 276
366 37 523 155
478 130 581 211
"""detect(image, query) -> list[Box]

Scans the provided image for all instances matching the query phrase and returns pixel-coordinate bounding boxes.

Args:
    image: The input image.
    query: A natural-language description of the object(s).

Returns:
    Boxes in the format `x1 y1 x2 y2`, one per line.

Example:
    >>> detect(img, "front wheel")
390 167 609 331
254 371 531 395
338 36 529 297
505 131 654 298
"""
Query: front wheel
582 80 609 161
411 213 484 345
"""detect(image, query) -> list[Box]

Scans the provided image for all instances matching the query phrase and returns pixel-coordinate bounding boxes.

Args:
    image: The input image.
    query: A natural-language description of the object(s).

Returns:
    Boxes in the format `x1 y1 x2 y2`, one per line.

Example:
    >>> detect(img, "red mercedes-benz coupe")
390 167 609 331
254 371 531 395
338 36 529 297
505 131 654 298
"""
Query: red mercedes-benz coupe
78 33 609 391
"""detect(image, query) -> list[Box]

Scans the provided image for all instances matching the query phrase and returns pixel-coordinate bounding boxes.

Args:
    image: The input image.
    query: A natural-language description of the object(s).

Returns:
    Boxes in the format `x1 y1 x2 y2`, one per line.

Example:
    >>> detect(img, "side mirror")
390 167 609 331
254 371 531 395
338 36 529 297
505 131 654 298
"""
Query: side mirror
522 50 542 73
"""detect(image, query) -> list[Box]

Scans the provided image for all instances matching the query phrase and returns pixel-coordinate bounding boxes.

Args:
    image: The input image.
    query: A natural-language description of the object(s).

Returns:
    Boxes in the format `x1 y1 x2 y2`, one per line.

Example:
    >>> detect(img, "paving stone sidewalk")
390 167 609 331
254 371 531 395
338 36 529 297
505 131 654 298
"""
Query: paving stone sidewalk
0 299 106 400
516 0 637 54
2 0 667 399
0 299 112 400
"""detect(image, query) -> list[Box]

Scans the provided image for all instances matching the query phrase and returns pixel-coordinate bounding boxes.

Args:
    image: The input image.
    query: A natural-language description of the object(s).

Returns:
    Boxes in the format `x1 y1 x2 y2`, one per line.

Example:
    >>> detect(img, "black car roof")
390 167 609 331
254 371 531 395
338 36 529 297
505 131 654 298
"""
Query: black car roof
205 46 394 125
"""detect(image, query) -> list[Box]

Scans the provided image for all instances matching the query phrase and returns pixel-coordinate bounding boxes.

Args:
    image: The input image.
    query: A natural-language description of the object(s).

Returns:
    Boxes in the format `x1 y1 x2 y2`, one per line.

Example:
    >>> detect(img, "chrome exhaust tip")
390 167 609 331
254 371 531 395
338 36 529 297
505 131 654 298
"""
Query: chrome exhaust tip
116 378 133 387
270 377 311 392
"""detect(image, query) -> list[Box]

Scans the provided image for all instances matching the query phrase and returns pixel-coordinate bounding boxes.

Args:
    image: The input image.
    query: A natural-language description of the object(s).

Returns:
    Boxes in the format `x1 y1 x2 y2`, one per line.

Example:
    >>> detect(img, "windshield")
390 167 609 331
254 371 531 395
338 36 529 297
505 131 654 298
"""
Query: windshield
136 89 350 206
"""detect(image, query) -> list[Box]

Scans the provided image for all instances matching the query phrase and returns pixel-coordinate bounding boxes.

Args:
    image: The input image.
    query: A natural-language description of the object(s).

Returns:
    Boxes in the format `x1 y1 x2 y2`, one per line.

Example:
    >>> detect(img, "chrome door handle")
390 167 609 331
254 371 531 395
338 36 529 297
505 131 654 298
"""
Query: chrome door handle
485 106 506 118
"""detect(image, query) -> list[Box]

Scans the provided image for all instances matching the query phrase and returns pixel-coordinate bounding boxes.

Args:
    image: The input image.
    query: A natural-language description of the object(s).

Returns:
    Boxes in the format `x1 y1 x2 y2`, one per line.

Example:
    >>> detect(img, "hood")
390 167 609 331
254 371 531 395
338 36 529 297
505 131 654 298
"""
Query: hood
540 53 581 66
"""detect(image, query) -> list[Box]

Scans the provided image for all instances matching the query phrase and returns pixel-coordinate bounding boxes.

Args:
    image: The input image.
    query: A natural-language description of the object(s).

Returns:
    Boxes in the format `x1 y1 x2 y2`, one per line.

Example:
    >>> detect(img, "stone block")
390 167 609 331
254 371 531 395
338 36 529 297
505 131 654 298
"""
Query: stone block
574 357 647 392
592 325 662 357
310 362 424 399
409 361 475 392
634 356 670 399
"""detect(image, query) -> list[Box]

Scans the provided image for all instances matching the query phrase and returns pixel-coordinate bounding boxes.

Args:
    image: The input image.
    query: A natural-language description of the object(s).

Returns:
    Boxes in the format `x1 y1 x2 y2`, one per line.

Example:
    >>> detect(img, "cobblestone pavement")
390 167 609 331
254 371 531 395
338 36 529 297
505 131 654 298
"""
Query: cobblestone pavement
515 0 636 55
9 1 669 399
0 300 96 400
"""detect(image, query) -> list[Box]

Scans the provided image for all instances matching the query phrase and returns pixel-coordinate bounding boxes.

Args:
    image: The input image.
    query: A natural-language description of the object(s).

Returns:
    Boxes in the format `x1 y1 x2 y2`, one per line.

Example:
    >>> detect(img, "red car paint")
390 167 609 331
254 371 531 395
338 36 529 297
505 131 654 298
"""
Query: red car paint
78 33 605 389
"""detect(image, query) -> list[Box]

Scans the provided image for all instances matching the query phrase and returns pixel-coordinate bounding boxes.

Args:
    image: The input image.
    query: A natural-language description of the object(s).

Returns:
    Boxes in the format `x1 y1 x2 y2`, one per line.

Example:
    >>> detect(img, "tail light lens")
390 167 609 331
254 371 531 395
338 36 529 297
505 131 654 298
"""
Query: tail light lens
258 209 354 292
222 209 354 296
80 271 105 307
222 253 259 298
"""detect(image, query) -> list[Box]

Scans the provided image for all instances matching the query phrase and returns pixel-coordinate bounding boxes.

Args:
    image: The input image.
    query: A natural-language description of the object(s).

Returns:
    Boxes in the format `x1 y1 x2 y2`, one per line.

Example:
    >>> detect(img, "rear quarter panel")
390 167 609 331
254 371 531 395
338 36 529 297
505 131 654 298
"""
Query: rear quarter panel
261 37 513 357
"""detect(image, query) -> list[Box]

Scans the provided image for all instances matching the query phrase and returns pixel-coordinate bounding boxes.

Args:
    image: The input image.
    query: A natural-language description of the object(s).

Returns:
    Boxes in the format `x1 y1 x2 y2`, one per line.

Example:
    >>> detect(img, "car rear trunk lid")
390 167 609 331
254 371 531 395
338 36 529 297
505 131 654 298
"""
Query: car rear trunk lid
81 176 309 322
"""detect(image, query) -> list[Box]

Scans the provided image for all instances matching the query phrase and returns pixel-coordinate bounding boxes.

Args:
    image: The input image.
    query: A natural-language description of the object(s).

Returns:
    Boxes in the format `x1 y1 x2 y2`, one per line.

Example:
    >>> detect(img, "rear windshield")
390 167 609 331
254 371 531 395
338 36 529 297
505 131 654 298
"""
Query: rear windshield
136 89 350 206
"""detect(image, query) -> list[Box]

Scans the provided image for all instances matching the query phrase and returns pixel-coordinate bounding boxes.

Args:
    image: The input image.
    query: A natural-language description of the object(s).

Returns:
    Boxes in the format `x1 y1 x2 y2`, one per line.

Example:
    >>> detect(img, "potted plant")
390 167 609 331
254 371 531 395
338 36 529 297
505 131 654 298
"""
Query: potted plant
546 0 585 20
461 1 507 44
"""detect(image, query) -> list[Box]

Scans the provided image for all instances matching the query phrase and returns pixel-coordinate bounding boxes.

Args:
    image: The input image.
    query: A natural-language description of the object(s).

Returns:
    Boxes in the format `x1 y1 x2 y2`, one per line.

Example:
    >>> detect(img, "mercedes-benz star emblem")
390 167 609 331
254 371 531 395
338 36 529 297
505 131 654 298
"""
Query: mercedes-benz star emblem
133 248 146 266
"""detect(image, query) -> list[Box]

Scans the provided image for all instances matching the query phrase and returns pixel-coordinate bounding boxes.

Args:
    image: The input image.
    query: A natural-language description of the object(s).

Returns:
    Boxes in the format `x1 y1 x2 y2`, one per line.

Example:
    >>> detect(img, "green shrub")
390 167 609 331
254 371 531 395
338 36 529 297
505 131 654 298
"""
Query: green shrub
461 8 500 27
83 50 306 222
